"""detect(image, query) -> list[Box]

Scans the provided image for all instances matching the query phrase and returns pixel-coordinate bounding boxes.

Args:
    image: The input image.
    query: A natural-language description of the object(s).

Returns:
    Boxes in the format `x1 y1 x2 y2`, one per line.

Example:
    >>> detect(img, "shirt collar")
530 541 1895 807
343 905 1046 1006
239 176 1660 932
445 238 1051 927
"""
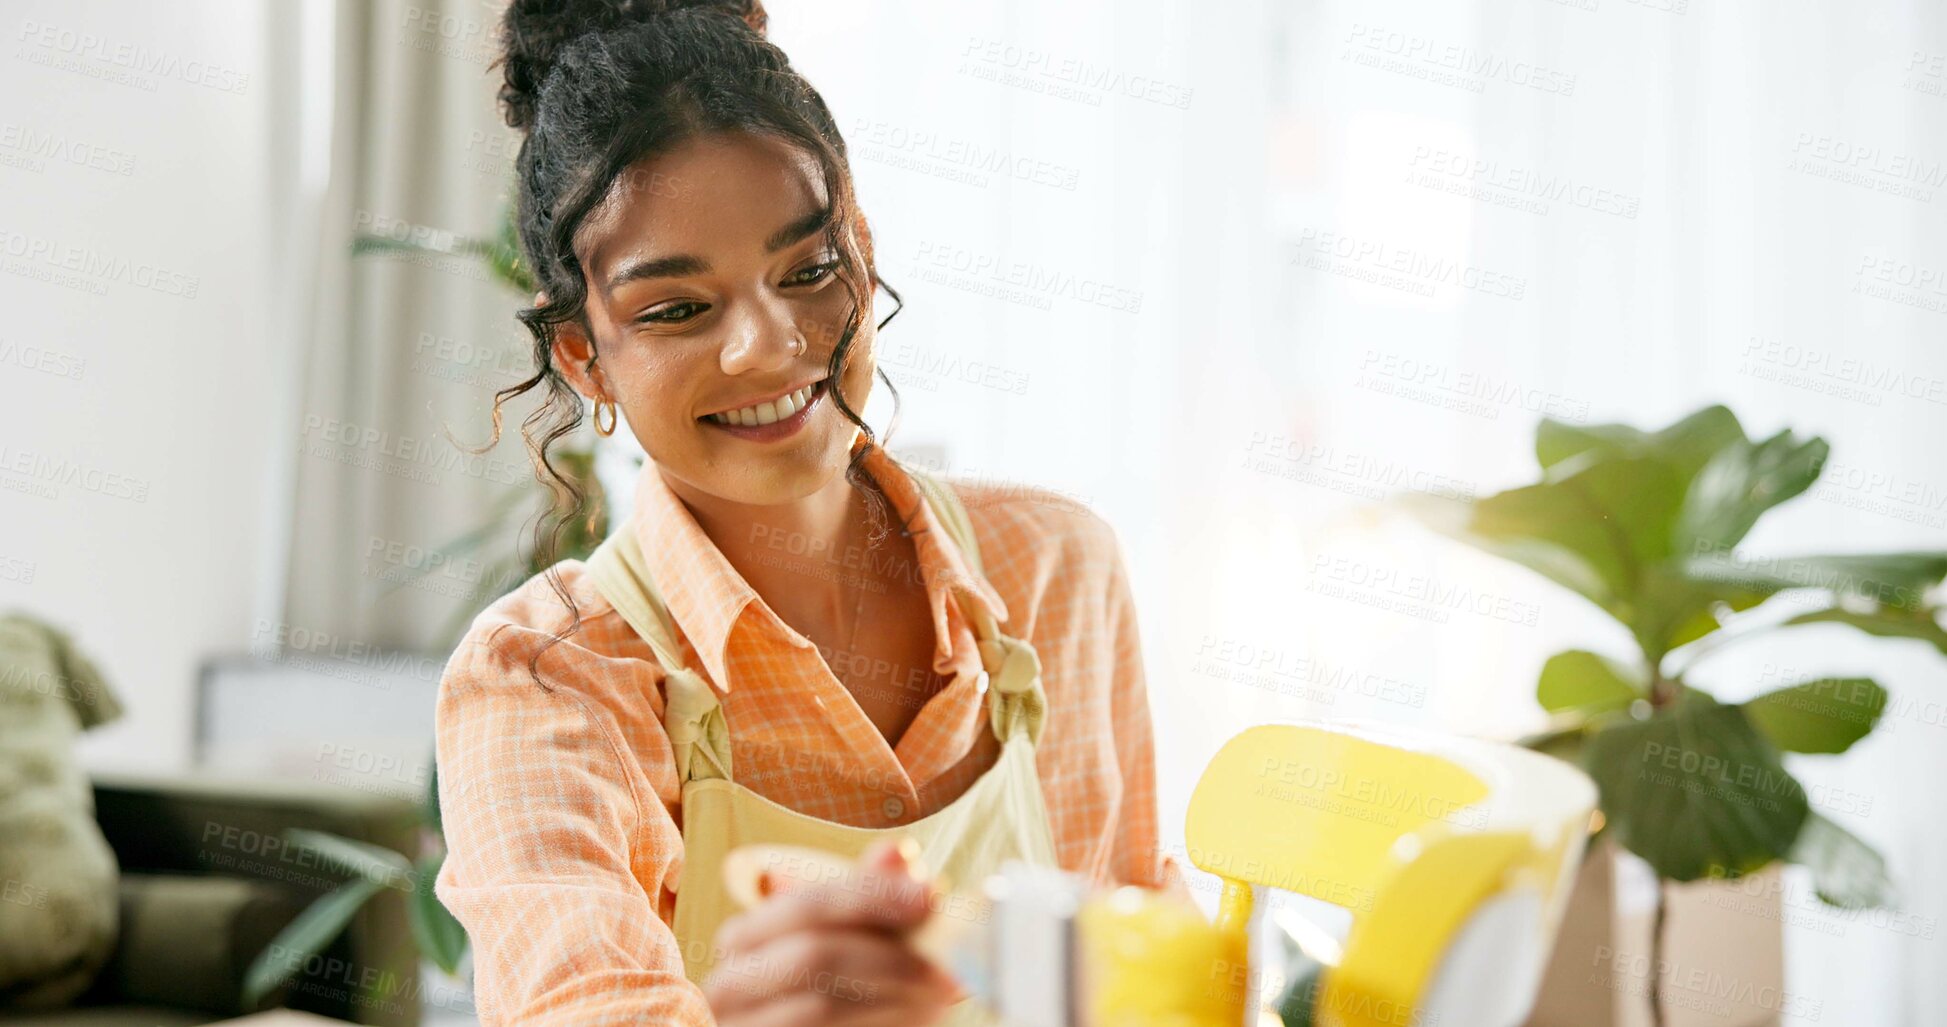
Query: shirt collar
628 435 1009 694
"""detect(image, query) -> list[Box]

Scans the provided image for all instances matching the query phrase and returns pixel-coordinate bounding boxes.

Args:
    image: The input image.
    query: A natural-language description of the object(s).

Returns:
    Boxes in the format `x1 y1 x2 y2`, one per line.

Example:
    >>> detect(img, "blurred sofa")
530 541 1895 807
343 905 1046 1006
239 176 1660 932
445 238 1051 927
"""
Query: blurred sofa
0 772 423 1026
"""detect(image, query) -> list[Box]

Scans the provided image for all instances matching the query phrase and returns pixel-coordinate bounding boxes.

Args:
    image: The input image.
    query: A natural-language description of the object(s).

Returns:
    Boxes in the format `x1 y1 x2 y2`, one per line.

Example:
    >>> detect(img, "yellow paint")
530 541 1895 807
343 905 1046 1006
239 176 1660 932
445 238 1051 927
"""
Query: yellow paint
1077 885 1250 1027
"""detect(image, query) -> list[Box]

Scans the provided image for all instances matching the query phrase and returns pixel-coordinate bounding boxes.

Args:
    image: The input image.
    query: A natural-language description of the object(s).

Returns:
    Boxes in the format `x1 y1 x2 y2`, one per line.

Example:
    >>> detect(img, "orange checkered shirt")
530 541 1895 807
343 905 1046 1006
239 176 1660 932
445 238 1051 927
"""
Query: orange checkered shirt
434 443 1181 1024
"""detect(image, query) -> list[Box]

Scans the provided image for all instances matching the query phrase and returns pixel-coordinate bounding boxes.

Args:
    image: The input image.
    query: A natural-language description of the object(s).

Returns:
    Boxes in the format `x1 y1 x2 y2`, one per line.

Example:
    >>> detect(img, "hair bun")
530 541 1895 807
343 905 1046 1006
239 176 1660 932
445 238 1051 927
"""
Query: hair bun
495 0 769 132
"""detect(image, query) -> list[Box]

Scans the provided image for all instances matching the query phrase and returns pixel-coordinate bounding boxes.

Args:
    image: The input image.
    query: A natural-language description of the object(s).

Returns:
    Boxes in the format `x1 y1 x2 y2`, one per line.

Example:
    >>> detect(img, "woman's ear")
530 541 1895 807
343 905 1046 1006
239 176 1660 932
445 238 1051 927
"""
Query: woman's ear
540 292 607 402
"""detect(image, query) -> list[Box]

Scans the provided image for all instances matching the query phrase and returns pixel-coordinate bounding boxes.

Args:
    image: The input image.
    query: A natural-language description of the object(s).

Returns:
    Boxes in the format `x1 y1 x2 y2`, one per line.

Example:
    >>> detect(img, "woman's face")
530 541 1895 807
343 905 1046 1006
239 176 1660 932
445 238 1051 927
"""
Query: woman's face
557 129 876 506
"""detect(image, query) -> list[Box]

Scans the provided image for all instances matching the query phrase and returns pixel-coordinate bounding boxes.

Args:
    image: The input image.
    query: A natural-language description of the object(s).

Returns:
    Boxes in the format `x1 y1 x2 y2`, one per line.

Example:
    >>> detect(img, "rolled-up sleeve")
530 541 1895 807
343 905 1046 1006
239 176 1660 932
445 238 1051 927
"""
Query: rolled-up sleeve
434 627 710 1025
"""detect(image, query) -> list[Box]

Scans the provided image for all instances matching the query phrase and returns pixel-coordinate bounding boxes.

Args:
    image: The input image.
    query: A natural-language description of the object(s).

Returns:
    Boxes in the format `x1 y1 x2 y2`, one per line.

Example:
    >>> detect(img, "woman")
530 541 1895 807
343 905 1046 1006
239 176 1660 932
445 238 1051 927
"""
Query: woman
434 2 1182 1024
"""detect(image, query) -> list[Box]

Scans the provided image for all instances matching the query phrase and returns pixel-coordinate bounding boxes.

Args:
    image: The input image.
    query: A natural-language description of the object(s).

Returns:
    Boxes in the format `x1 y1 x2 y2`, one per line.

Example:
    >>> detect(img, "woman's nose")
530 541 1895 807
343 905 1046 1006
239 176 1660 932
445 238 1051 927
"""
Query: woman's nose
718 296 805 375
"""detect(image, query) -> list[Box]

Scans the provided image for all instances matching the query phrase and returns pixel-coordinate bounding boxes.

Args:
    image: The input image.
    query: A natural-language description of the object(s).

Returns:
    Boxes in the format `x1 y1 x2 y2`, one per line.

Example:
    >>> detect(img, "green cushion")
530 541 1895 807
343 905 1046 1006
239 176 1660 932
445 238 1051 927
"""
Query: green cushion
101 873 305 1016
86 772 424 1026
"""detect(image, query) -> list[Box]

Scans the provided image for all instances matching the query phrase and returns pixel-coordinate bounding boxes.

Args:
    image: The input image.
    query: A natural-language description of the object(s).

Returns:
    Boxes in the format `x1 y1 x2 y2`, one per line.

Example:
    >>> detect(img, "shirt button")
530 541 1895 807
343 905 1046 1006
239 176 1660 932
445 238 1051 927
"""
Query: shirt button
882 796 906 820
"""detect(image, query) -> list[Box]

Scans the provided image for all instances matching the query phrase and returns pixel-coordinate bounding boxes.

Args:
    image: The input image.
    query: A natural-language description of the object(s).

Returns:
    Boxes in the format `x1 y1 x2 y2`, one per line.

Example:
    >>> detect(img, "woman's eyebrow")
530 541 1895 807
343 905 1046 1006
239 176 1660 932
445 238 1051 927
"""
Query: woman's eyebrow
603 207 833 293
765 206 832 253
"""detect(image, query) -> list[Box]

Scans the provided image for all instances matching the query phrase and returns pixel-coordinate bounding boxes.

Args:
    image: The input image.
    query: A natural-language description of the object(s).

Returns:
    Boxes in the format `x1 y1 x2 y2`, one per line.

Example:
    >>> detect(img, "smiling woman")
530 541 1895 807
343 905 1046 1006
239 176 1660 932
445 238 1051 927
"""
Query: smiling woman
488 0 898 610
554 131 874 493
431 2 1179 1026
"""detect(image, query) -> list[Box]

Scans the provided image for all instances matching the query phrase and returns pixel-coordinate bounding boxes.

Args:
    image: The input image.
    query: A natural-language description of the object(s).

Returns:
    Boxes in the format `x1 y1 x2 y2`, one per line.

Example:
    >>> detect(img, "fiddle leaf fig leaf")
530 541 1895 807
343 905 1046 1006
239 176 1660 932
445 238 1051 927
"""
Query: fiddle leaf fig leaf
1582 692 1808 882
1537 650 1646 715
1789 813 1894 909
1742 678 1887 754
1785 606 1947 657
1535 405 1744 478
1678 429 1830 552
1683 551 1947 611
1410 456 1689 618
1402 491 1612 608
1632 563 1776 662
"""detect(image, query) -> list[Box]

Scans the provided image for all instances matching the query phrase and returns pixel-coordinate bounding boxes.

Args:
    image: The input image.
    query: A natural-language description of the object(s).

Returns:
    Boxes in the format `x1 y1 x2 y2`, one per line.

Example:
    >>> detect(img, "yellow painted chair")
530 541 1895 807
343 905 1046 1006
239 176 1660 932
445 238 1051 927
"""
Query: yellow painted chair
1183 720 1598 1027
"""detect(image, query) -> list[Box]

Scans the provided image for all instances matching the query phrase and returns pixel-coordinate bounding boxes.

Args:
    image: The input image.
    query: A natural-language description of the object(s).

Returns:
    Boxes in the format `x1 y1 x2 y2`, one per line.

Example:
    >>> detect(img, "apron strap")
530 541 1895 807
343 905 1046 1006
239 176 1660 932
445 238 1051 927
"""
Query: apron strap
906 467 1049 748
588 531 733 784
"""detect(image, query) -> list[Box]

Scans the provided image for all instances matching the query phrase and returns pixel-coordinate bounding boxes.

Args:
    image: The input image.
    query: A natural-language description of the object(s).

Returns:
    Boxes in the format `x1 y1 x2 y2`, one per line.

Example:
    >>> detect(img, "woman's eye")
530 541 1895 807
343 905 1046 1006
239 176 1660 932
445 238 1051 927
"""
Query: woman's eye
638 301 706 325
786 260 838 286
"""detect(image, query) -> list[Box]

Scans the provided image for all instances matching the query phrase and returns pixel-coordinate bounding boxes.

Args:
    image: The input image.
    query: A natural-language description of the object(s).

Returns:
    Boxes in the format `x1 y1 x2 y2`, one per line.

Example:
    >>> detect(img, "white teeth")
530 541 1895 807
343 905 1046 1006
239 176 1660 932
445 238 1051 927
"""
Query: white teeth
774 390 803 418
710 382 819 426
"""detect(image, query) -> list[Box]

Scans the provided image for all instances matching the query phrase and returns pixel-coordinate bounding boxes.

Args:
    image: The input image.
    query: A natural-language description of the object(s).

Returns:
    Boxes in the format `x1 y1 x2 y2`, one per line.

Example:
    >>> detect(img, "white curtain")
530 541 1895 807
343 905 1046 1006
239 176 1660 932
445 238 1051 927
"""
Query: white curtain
276 0 541 651
793 0 1945 1021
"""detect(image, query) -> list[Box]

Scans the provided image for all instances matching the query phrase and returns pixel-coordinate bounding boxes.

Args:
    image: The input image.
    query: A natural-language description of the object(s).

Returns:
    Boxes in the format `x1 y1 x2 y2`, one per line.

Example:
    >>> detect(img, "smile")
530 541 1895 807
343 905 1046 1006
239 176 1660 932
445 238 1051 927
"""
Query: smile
700 379 827 440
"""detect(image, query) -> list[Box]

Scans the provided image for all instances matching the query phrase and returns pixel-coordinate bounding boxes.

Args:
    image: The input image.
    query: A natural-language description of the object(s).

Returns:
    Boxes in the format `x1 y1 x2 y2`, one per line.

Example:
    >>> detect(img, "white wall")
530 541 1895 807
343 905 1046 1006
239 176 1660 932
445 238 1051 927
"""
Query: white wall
0 1 281 771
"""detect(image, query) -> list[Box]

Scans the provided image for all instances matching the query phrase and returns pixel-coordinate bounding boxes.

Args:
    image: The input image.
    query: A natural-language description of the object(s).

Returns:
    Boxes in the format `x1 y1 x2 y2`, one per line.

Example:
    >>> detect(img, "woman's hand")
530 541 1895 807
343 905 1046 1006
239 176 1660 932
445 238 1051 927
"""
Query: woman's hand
703 838 966 1026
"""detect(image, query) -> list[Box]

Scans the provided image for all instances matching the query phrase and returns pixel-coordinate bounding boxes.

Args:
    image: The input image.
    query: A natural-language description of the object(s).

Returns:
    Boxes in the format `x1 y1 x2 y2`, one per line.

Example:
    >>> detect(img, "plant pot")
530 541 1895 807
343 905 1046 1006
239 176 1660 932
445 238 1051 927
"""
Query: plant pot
1526 838 1788 1027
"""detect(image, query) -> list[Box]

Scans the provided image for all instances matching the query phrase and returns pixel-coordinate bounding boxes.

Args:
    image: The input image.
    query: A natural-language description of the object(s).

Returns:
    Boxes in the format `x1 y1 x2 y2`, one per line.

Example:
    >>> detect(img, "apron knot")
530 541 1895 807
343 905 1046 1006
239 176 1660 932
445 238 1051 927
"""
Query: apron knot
664 666 732 782
978 635 1047 746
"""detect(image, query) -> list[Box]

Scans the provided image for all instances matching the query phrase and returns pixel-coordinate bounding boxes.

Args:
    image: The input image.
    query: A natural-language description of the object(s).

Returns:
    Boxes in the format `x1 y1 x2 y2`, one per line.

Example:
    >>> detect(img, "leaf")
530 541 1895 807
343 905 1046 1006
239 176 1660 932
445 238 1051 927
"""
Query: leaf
1789 813 1894 909
377 485 533 598
352 221 532 298
489 199 535 295
1517 710 1602 766
351 235 456 259
1582 692 1808 881
1538 650 1646 715
410 855 469 974
425 753 442 836
1684 552 1947 613
1631 564 1775 660
1786 607 1947 657
243 877 385 1006
1404 492 1613 605
1418 456 1691 615
1536 405 1745 478
283 828 415 889
1678 429 1828 551
1742 678 1887 754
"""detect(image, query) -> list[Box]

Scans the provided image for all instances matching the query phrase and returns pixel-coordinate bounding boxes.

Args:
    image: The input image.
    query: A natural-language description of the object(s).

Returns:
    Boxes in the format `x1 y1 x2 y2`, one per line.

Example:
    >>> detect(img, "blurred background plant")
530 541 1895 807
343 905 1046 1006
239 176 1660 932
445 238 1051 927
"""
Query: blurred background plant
1406 404 1945 900
1402 404 1945 1021
246 202 605 1003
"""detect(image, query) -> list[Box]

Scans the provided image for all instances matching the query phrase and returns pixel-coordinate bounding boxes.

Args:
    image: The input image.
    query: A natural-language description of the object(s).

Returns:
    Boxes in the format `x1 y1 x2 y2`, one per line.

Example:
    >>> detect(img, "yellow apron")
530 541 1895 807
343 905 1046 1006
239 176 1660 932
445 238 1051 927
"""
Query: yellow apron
587 469 1061 1025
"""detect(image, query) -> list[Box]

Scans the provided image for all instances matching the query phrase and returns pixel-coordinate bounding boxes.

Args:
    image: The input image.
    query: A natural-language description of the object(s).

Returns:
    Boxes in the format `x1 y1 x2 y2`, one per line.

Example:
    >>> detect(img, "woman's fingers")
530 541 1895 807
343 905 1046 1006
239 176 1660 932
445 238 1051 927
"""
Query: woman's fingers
715 841 937 955
704 839 965 1025
702 924 958 1019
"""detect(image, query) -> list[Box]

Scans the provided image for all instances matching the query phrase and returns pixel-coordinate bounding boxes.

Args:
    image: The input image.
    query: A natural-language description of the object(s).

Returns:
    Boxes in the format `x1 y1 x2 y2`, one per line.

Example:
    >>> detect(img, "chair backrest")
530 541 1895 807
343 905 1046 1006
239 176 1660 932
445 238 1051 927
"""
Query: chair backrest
1184 721 1596 1027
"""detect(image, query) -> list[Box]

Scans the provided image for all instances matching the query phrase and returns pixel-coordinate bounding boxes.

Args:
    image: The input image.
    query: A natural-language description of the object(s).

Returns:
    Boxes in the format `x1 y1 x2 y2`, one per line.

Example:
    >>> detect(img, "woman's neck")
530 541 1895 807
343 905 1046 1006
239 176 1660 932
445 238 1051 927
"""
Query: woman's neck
659 463 884 628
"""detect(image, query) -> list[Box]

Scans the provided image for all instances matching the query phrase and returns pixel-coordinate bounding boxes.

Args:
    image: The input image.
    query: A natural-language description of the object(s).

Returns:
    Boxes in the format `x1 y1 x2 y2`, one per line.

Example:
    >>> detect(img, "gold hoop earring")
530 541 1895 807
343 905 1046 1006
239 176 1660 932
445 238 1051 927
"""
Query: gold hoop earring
593 398 618 437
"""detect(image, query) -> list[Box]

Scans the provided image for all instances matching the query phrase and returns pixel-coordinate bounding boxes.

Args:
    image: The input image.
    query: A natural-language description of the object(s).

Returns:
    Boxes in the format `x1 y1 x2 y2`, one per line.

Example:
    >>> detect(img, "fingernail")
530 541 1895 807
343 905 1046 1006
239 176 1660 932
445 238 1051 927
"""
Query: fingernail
895 835 923 866
873 837 907 873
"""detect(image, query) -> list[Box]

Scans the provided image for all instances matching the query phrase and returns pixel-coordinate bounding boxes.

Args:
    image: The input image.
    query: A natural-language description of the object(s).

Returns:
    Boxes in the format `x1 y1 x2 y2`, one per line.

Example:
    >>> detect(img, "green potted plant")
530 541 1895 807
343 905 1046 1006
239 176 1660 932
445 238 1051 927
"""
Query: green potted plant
1402 404 1944 1026
245 203 610 1009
